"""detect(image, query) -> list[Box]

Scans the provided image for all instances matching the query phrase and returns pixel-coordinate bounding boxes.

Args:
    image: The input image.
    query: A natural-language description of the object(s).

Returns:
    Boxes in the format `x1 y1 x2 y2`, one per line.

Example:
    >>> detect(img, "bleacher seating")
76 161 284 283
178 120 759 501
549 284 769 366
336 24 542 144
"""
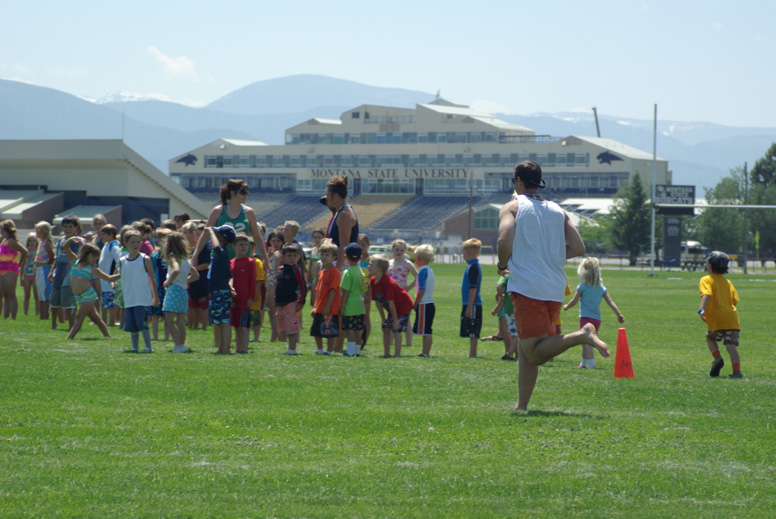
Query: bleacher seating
306 194 414 231
371 196 476 231
257 195 330 230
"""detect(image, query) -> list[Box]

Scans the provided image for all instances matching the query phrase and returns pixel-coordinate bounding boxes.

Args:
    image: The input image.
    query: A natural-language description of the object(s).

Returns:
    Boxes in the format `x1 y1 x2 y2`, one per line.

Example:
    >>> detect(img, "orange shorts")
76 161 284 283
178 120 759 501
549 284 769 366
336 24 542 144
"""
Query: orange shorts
511 293 562 339
276 302 301 335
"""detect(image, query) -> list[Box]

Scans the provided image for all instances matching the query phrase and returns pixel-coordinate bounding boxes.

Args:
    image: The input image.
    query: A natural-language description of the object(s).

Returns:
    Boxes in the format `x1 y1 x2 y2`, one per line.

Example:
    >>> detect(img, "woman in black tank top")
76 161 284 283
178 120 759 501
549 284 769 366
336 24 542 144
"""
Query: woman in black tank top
321 176 359 268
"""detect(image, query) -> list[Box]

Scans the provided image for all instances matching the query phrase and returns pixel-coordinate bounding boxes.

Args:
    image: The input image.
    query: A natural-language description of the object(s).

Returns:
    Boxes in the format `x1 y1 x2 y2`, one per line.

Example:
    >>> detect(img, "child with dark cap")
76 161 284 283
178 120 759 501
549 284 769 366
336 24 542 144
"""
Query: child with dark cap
195 224 236 354
699 251 743 378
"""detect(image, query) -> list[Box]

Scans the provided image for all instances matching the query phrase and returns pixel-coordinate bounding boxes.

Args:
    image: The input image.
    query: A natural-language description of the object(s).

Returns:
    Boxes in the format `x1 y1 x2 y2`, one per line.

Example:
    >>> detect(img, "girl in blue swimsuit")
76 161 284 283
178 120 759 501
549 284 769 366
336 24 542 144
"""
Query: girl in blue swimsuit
64 237 119 340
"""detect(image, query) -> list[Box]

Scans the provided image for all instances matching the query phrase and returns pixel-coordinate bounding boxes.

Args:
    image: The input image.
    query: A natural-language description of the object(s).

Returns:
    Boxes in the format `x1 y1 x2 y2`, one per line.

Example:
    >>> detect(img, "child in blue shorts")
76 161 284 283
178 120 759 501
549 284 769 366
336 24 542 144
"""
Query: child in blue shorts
195 224 235 354
118 229 158 353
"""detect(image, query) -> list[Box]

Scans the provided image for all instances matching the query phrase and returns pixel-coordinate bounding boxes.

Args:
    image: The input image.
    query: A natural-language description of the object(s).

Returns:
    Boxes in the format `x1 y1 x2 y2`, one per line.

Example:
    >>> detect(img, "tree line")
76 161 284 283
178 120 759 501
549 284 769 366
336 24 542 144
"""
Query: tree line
578 143 776 266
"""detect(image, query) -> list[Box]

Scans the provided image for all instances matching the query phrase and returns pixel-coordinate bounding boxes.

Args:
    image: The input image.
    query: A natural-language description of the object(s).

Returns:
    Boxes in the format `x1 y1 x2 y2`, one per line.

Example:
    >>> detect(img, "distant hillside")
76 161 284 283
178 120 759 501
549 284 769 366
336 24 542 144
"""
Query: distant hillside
0 79 256 171
206 74 434 116
1 75 775 191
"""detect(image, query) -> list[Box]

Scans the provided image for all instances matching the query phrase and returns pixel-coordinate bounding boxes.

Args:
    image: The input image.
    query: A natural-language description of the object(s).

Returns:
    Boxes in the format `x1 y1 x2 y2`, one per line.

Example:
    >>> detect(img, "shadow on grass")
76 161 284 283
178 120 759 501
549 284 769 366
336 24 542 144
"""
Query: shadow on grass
509 409 599 419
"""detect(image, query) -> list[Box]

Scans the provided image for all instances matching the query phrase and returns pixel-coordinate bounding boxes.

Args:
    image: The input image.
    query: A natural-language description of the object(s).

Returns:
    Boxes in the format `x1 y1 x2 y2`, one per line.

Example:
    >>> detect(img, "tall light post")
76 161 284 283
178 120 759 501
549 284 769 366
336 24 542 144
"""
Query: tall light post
649 104 657 277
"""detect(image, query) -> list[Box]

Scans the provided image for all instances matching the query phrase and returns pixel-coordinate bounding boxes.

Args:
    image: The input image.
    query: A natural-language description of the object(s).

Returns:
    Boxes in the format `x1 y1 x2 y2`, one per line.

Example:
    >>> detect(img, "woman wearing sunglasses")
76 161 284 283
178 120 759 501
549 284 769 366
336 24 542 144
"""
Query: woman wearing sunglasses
192 179 268 261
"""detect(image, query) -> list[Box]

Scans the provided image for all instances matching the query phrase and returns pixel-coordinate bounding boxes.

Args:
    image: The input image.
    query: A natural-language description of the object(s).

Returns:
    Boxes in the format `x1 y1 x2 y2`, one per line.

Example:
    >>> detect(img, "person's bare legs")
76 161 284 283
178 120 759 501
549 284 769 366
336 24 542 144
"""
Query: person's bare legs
706 335 719 356
88 304 111 338
382 328 392 357
422 335 433 356
515 323 609 410
166 313 180 346
725 342 740 365
1 273 19 319
469 337 478 358
66 303 91 339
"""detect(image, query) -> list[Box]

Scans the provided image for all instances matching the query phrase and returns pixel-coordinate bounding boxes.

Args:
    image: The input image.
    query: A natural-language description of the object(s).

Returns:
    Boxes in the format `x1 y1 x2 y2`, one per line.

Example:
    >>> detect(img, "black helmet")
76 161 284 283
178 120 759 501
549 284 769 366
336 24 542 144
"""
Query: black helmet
707 250 729 272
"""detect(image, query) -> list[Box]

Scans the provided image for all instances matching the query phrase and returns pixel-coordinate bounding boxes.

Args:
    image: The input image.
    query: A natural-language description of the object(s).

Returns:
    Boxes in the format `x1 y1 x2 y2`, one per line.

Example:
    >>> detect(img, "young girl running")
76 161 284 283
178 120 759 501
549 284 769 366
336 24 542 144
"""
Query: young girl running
21 233 39 316
34 221 55 321
163 231 199 353
63 237 118 340
563 257 625 369
0 220 28 320
388 239 418 347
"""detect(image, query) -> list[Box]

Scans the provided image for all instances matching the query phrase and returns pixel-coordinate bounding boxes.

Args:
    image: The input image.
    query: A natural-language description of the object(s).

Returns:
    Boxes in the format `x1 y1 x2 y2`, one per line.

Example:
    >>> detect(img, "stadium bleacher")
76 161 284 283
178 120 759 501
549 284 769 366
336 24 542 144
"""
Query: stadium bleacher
257 195 330 230
306 194 414 231
370 196 477 232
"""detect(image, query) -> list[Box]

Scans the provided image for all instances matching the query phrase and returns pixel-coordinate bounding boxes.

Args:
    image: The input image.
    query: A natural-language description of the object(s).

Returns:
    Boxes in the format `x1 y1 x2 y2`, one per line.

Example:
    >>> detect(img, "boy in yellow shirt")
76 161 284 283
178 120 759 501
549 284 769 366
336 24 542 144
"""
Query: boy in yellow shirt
698 251 742 379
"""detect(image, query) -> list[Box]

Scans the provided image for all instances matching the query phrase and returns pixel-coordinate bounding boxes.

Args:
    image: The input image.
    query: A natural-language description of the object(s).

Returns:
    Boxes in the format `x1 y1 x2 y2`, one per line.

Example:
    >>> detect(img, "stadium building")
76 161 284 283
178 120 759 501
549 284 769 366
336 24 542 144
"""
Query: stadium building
170 98 670 241
0 140 209 229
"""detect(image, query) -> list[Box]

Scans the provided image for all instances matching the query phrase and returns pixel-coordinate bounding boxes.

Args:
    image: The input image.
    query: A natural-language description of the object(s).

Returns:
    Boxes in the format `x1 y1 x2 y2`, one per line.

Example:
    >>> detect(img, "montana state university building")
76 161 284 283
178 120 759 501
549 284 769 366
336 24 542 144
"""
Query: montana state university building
170 98 670 201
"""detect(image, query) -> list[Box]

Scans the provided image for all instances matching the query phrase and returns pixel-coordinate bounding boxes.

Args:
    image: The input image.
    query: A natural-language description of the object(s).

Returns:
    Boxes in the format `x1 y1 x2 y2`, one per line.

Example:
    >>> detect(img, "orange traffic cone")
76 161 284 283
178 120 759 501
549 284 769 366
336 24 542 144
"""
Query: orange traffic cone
613 327 635 378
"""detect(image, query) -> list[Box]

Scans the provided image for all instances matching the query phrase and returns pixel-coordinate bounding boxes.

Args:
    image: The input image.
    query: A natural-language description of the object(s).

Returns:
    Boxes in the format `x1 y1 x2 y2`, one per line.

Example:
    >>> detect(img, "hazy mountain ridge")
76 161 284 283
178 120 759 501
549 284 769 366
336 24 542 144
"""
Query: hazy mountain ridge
1 75 774 190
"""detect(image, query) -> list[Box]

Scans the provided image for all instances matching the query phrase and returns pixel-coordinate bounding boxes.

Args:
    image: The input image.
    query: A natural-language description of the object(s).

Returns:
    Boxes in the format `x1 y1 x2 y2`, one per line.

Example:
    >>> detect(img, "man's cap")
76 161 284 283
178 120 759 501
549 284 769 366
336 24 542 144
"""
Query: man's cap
514 161 546 189
707 250 729 269
345 242 363 260
213 224 236 244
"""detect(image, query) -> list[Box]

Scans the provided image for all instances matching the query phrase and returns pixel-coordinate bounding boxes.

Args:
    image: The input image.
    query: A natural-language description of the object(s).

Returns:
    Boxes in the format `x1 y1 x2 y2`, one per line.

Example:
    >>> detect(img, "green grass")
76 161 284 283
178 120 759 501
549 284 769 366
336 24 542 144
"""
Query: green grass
2 265 775 518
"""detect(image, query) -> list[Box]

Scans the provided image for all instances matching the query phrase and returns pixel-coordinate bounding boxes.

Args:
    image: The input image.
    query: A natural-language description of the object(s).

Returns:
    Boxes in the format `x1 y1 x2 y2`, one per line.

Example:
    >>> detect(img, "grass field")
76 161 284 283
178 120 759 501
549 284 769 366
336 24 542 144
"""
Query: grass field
1 264 775 518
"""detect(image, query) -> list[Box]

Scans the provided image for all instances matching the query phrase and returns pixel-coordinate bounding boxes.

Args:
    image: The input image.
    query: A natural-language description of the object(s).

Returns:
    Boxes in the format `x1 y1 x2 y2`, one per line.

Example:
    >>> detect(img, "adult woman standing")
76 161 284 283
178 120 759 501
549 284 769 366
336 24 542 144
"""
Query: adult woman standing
192 179 268 262
321 176 359 269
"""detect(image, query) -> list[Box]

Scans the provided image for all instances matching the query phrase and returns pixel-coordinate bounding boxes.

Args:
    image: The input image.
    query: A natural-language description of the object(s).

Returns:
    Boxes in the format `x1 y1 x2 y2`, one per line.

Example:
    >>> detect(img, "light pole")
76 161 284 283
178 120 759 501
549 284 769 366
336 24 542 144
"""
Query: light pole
649 104 657 277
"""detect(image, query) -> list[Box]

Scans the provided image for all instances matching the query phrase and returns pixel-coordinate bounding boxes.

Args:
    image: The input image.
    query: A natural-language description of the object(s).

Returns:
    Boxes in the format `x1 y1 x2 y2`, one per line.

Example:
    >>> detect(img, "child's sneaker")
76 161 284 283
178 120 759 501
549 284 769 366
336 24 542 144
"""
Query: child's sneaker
142 347 153 354
710 356 724 377
418 353 430 358
283 349 298 355
323 351 333 356
728 371 744 379
172 345 189 353
315 349 325 355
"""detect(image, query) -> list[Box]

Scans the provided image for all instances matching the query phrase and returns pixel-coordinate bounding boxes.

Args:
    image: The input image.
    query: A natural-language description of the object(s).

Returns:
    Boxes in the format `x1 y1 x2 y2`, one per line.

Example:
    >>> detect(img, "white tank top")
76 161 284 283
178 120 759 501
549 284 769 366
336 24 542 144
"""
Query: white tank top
167 257 192 289
120 253 153 308
506 194 567 302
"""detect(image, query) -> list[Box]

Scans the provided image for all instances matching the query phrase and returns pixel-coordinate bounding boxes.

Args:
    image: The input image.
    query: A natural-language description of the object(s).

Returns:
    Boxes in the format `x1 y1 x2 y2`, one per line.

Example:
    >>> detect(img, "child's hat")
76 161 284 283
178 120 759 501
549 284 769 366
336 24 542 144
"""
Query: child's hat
345 242 363 260
707 250 729 270
213 224 236 244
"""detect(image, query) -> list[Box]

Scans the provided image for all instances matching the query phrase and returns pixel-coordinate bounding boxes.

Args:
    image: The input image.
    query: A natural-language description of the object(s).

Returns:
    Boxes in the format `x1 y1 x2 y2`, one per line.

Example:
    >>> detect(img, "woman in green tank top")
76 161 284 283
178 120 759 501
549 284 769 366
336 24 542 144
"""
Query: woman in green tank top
191 179 268 261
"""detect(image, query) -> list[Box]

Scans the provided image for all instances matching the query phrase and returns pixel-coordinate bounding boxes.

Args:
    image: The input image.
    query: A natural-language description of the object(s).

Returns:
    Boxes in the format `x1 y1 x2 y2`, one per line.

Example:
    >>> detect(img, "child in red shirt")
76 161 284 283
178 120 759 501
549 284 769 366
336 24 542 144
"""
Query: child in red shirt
230 233 257 354
368 254 414 358
310 241 341 354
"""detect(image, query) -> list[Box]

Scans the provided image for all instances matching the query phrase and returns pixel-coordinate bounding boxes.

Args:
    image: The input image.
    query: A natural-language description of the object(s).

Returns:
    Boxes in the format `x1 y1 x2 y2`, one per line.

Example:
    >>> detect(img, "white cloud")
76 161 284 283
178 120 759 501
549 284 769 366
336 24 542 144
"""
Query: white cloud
147 45 201 82
470 99 510 114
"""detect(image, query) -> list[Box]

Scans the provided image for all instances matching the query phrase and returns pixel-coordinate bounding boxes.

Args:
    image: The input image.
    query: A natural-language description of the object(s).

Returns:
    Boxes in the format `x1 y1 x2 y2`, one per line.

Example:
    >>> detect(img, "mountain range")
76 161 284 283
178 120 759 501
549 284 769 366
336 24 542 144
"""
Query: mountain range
2 74 774 192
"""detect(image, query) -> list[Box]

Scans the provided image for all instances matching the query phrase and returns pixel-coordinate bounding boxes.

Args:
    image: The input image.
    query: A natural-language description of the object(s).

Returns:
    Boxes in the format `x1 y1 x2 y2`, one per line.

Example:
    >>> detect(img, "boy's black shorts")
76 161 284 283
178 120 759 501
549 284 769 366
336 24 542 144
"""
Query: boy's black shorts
311 312 339 338
460 305 483 338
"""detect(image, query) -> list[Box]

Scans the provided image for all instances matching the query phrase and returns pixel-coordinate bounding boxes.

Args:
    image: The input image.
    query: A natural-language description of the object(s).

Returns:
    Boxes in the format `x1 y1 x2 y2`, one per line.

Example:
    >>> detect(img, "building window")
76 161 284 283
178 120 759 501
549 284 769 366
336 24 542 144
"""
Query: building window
352 112 360 119
474 208 500 230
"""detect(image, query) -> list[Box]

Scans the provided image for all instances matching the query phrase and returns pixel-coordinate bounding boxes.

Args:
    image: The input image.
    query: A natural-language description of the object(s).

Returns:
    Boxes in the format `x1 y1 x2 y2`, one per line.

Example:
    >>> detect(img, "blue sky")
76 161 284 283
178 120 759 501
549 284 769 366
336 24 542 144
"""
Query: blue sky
1 0 772 127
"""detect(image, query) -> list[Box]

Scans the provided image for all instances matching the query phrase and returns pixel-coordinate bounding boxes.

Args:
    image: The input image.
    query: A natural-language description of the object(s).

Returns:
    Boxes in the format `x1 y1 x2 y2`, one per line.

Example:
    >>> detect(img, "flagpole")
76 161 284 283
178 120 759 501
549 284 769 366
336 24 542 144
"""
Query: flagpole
649 104 657 277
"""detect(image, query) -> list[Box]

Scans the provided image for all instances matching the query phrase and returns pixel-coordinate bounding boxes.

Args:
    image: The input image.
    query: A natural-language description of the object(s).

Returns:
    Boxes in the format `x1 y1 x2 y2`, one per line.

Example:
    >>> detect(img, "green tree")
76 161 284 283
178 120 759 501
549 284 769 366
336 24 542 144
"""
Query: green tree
578 214 614 254
750 142 776 187
698 167 746 253
748 144 776 260
610 173 651 265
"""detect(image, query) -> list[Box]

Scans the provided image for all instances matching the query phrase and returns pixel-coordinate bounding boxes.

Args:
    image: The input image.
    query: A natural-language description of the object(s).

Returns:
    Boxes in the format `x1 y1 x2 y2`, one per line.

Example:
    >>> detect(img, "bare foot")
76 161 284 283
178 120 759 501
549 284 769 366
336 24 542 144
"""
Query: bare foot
513 401 527 411
581 323 609 357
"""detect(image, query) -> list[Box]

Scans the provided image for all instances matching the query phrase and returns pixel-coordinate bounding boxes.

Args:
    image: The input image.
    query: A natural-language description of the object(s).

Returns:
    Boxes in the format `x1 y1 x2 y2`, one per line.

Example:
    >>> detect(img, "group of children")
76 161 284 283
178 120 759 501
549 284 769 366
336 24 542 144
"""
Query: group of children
1 214 744 377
